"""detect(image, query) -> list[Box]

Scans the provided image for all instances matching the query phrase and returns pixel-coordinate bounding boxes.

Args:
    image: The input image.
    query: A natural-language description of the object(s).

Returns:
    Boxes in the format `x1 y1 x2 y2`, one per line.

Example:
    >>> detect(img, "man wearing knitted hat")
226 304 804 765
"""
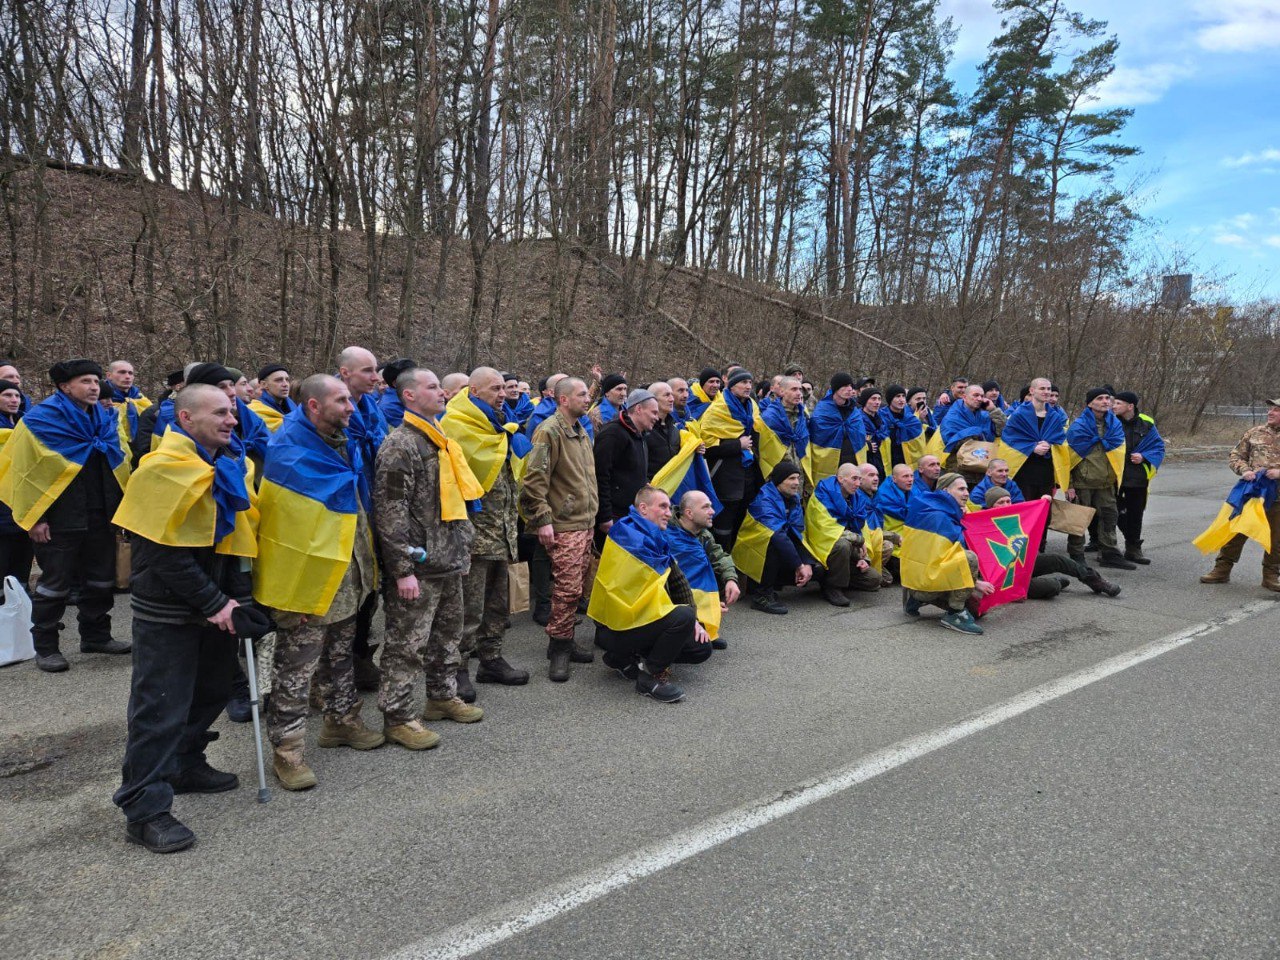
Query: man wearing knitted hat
732 460 814 615
1065 387 1134 570
589 373 628 433
1112 390 1164 565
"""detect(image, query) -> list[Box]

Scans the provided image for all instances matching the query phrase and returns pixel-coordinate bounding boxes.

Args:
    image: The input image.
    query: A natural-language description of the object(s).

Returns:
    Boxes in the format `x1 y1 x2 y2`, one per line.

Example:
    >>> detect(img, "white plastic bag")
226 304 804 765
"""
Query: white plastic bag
0 575 34 666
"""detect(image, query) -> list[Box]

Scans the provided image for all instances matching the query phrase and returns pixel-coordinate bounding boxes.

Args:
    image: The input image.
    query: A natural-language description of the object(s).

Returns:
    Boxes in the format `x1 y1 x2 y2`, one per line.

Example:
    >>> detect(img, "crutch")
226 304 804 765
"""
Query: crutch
242 633 271 803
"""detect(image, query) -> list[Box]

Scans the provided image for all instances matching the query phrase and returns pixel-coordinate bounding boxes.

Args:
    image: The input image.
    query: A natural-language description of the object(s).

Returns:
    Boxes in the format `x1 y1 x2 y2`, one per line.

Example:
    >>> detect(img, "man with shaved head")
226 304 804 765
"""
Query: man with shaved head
805 462 878 606
441 372 469 401
519 376 598 681
671 489 740 649
644 381 682 478
336 346 387 690
667 377 691 425
443 366 531 696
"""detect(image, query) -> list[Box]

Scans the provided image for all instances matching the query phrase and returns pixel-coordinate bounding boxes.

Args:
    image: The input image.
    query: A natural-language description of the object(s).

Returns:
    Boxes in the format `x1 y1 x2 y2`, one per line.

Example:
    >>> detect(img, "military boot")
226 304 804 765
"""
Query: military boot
1263 567 1280 592
547 638 572 682
384 719 441 750
317 713 386 750
475 656 530 685
272 738 317 791
455 667 477 703
1124 540 1151 565
570 636 595 663
1199 558 1233 584
423 697 484 723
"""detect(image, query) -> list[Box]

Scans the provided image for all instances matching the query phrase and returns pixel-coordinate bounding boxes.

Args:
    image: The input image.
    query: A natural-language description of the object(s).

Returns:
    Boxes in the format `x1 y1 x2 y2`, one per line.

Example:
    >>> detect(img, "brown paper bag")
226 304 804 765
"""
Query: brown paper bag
115 532 132 591
1049 498 1096 536
507 561 530 614
956 438 995 470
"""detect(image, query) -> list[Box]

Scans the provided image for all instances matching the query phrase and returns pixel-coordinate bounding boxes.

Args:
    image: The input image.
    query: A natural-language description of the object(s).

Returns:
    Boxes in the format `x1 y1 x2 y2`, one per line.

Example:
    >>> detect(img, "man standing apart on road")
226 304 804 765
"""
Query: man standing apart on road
375 369 485 748
112 384 259 853
256 375 385 791
439 366 532 698
0 360 132 672
1200 398 1280 590
519 376 599 682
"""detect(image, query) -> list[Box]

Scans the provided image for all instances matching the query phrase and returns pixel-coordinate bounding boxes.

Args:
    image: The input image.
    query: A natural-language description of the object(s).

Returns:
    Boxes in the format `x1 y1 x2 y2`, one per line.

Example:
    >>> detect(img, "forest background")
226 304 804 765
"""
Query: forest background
2 0 1277 431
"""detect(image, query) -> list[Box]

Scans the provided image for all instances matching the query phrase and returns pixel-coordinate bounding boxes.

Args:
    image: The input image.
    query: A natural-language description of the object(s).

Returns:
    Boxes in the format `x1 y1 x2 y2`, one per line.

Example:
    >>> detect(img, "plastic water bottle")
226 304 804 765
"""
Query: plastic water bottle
406 546 427 564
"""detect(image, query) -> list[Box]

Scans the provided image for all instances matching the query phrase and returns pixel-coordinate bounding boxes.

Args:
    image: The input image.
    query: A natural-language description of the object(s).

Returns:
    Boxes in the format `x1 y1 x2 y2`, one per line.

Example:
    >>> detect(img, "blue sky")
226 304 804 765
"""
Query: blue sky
940 0 1280 302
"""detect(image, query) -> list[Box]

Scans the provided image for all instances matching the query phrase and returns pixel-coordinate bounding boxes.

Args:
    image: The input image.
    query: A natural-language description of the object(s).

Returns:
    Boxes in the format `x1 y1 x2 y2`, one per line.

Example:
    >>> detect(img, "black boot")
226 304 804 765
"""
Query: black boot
1124 540 1151 565
475 656 530 685
169 761 240 795
455 667 477 703
126 813 196 854
570 636 595 663
532 602 551 626
1082 568 1121 597
1098 550 1137 571
546 638 572 682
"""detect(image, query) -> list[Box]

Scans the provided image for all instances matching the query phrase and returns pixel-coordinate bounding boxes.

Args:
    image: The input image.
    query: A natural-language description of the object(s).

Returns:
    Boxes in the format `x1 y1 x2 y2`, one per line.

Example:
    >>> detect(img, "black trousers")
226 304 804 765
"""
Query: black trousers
0 532 33 596
597 606 707 672
353 590 378 659
113 618 237 824
1116 485 1148 544
758 532 806 590
31 521 115 654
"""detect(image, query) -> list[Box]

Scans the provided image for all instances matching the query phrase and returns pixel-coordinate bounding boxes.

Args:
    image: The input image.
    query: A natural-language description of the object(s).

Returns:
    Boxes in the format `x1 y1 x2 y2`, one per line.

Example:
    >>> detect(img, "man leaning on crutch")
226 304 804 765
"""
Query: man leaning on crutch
111 383 264 854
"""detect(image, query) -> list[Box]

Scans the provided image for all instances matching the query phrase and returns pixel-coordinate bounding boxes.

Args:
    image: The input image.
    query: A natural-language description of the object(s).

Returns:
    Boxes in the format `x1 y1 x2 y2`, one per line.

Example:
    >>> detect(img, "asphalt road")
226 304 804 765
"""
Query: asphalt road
1 461 1276 960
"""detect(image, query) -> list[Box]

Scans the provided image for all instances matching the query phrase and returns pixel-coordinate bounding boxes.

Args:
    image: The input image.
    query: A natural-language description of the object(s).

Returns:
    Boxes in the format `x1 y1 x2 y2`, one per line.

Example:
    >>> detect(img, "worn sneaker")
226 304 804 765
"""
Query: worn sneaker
170 761 239 795
635 665 684 703
711 638 728 650
901 590 923 617
601 650 640 680
35 652 69 672
939 609 984 635
225 695 253 723
126 812 195 854
423 697 484 723
80 639 131 655
1097 551 1137 571
751 590 789 615
821 584 851 607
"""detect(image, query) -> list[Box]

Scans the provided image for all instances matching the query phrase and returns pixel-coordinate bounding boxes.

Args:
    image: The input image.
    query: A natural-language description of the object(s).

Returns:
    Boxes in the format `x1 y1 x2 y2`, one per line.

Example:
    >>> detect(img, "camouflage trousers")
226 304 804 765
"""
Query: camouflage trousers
546 529 592 639
908 550 981 613
267 615 357 746
822 532 880 592
461 557 509 665
379 575 465 722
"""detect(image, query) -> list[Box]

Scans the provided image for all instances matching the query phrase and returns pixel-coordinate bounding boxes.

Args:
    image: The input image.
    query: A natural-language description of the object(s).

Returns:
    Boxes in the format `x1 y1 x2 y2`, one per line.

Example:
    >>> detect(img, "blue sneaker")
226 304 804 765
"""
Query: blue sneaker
940 609 983 635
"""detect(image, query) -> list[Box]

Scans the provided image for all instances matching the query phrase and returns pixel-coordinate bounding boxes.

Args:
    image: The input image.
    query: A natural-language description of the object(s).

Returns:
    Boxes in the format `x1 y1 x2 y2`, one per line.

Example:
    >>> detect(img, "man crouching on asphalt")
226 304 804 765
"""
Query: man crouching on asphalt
588 485 712 703
112 384 261 853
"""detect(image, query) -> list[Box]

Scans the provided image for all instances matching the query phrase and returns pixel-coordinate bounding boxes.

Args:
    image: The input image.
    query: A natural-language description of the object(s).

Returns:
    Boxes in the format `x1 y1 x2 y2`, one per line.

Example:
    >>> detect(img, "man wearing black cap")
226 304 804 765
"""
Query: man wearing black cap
249 363 293 431
0 360 131 671
111 383 261 853
589 373 628 433
1112 391 1163 564
735 460 814 615
1066 387 1134 570
688 368 722 420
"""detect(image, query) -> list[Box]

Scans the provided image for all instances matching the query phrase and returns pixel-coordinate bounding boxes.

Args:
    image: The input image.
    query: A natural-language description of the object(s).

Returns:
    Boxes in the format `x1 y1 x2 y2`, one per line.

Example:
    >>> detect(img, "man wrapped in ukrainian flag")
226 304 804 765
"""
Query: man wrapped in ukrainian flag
732 461 815 616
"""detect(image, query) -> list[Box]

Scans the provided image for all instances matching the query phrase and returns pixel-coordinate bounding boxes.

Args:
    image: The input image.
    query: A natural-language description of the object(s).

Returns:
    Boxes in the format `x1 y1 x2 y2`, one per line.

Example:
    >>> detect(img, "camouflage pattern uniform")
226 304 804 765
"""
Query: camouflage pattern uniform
267 492 377 746
908 549 981 612
373 417 475 715
462 458 518 665
1068 415 1121 558
1216 422 1280 572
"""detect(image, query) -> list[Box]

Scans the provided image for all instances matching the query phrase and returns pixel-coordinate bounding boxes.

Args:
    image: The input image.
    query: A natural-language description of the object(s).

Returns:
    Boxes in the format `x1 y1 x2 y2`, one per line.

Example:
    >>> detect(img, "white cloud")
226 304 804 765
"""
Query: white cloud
1265 235 1280 249
1213 232 1250 247
1223 148 1280 168
1090 62 1190 108
1195 0 1280 52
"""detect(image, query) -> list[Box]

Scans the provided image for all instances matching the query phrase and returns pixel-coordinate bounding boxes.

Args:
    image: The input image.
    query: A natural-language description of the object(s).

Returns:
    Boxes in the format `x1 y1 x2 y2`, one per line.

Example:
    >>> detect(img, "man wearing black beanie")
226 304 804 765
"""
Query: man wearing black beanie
1112 390 1164 564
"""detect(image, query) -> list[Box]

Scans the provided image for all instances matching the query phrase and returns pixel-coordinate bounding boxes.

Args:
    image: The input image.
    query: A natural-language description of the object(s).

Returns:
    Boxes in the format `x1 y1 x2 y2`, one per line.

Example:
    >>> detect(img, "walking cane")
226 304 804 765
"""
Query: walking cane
242 633 271 803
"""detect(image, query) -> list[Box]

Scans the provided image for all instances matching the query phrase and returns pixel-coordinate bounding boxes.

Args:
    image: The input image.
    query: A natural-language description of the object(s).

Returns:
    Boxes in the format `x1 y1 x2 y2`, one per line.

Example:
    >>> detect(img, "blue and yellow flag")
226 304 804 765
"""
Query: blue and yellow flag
995 403 1070 491
809 393 865 483
883 408 926 469
939 402 997 453
802 476 856 566
587 507 678 631
900 487 974 593
1193 473 1276 554
403 411 486 521
114 427 257 556
875 477 911 557
0 391 130 530
699 391 787 480
108 385 151 444
253 406 371 615
379 391 406 429
525 396 594 440
249 395 292 433
687 381 716 420
441 389 532 490
504 393 536 428
761 401 813 482
852 488 885 573
664 522 722 639
732 482 804 583
651 428 723 515
1066 409 1126 485
1133 414 1165 481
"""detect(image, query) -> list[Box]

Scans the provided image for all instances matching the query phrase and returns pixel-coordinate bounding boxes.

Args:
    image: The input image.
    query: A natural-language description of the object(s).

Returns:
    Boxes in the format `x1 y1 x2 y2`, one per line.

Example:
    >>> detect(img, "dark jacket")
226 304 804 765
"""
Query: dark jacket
132 405 161 467
0 412 22 535
705 429 762 503
130 536 254 625
1121 413 1155 487
594 412 650 524
43 452 123 532
645 415 683 480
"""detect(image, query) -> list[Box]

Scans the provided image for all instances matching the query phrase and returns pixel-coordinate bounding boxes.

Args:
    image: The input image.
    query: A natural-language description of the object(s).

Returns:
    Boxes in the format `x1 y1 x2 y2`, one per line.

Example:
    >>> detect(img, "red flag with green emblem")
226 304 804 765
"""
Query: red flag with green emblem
961 499 1050 615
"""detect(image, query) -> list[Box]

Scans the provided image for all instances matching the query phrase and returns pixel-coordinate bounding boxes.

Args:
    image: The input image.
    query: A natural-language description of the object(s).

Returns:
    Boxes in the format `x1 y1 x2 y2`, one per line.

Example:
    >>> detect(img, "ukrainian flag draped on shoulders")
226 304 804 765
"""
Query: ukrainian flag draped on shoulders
109 385 151 445
875 477 911 557
939 401 997 453
686 381 716 420
802 476 857 566
1066 408 1126 484
253 406 371 615
809 393 865 482
760 400 813 481
1133 414 1165 480
249 394 293 433
995 402 1071 491
526 396 593 440
114 426 257 556
699 391 787 480
1193 472 1276 554
884 407 926 469
587 506 677 631
504 393 536 429
853 488 885 572
900 487 974 592
651 427 723 515
0 391 130 530
440 389 532 490
732 482 804 583
664 522 722 639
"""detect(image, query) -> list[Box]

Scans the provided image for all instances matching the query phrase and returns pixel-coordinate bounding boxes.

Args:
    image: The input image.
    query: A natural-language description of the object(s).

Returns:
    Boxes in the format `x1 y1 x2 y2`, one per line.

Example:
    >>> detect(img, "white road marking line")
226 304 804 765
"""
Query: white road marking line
386 599 1276 960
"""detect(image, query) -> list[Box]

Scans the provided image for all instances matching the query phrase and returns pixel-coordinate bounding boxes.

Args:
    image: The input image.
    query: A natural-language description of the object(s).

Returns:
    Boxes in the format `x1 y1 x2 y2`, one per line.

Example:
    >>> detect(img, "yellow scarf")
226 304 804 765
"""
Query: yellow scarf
439 390 518 493
403 410 484 521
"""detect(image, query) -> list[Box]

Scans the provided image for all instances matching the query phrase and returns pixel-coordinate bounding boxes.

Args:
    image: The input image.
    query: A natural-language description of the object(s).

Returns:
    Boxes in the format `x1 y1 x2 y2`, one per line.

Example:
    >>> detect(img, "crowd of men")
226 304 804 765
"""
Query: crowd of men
1 350 1274 857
